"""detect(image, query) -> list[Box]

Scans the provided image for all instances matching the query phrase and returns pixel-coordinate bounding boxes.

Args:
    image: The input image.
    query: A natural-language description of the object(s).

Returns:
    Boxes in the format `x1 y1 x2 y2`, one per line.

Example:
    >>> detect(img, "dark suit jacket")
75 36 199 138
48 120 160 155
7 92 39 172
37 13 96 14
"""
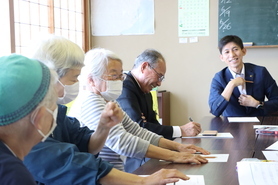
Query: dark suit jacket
209 63 278 117
117 72 174 140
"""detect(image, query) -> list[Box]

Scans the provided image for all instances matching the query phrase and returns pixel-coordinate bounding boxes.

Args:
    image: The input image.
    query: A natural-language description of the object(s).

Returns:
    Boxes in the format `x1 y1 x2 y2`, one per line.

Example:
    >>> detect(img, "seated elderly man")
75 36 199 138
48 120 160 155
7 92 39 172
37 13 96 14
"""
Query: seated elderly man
117 49 202 140
0 54 57 184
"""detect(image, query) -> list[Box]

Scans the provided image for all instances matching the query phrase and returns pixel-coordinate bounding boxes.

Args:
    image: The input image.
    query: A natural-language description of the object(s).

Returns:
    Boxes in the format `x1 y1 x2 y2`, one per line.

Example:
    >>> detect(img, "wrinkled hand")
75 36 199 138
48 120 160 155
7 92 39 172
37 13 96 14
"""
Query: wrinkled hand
99 102 123 129
172 152 208 164
177 143 210 155
180 122 201 137
142 169 190 185
238 94 258 107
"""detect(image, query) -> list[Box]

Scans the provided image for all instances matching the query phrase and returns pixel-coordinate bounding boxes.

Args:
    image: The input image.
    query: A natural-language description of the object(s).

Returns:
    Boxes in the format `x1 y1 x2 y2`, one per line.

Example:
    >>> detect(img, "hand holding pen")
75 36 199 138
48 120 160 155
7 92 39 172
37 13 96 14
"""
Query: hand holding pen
179 117 201 137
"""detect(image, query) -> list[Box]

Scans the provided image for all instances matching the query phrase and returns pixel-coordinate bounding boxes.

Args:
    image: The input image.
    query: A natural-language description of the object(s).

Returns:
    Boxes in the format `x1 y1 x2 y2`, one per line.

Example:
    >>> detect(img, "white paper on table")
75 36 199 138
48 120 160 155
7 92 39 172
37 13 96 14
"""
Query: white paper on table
182 132 233 138
253 125 278 129
237 162 278 185
262 151 278 161
167 175 205 185
228 117 260 122
266 141 278 150
201 154 229 162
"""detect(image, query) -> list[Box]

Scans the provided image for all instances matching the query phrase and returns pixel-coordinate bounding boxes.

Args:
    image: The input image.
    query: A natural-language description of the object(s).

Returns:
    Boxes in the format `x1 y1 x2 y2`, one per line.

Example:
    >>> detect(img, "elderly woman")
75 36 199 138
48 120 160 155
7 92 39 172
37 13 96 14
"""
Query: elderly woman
0 54 57 184
70 48 210 173
30 35 84 105
23 35 192 185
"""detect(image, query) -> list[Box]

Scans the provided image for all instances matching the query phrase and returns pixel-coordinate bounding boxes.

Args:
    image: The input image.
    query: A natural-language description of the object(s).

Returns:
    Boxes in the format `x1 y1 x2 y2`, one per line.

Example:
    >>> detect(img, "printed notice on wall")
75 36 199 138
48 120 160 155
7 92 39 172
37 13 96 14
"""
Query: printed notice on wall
91 0 154 36
178 0 209 37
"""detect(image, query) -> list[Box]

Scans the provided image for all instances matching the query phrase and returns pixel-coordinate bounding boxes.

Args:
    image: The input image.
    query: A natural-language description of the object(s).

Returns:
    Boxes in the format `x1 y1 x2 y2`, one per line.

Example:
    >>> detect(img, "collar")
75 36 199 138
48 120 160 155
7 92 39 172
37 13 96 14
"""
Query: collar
130 71 142 90
229 64 245 79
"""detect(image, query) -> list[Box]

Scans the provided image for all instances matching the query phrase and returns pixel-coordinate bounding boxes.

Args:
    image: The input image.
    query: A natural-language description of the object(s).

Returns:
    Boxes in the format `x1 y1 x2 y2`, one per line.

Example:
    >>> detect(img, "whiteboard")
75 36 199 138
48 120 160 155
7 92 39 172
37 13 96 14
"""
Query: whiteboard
91 0 154 36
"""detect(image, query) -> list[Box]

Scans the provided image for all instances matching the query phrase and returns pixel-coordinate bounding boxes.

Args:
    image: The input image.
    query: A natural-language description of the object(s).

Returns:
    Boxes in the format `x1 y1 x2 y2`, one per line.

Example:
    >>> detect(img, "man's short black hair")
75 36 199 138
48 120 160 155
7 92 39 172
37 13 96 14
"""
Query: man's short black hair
218 35 244 54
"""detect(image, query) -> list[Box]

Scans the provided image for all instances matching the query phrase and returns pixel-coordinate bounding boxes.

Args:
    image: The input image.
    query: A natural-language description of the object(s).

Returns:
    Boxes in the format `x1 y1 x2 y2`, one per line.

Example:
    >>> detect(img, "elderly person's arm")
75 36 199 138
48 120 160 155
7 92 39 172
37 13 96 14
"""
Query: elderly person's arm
157 137 210 155
88 102 123 155
24 138 114 184
24 140 190 185
100 168 189 185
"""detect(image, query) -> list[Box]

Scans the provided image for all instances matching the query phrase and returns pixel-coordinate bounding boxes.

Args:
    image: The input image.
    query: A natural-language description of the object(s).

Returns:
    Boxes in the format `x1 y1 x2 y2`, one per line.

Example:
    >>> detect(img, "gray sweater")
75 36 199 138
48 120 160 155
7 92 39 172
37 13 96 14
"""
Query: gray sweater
70 92 161 171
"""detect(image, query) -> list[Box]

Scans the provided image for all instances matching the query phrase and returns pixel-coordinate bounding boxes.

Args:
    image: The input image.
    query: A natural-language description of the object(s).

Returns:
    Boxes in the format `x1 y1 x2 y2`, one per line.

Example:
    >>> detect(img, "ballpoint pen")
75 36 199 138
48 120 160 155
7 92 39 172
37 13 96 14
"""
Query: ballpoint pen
230 78 254 83
245 80 254 83
202 156 216 158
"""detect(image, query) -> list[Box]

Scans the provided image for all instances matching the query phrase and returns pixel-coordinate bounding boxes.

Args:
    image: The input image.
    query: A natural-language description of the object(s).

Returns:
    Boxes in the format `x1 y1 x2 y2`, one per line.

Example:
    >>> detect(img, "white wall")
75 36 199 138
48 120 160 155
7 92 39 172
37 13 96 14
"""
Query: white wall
0 1 11 55
91 0 278 124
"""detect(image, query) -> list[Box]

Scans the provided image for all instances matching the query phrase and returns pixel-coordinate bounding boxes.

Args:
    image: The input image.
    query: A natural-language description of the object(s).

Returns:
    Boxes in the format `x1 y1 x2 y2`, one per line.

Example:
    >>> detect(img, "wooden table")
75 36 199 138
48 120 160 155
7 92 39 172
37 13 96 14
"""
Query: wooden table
133 116 278 185
254 116 278 159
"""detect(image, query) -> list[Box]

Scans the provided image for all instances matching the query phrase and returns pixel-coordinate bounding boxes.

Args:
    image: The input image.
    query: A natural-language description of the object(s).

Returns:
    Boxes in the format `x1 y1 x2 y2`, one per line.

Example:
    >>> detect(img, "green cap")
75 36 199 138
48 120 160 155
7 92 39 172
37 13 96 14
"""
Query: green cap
0 54 51 126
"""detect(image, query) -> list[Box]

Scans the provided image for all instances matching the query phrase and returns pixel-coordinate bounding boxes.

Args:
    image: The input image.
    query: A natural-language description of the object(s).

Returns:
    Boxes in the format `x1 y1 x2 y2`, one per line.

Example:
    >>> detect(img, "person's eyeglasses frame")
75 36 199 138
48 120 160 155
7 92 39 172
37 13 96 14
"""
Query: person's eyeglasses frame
148 63 165 82
103 73 126 81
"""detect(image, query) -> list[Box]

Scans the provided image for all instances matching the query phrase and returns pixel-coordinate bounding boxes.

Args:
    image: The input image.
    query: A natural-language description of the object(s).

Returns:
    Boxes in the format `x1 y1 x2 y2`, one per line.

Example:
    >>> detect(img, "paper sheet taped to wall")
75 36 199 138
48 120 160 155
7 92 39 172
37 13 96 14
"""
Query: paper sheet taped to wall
91 0 154 36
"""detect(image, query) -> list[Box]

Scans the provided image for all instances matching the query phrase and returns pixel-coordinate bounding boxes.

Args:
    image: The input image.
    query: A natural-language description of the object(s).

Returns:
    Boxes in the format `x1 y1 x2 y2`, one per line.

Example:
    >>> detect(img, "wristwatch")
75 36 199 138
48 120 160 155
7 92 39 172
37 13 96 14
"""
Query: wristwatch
256 101 264 109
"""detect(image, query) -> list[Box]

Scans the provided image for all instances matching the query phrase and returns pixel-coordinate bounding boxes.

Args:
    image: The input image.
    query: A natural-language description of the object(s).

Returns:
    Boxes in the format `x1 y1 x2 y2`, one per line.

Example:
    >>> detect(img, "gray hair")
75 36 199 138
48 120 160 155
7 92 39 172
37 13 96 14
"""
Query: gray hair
133 49 165 69
31 35 85 78
82 48 122 81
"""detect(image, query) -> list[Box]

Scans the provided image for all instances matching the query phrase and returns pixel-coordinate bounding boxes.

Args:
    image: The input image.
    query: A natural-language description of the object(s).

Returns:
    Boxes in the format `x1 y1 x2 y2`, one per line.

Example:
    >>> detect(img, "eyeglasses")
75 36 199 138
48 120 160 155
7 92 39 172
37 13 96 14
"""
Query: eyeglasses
148 64 165 82
104 73 126 81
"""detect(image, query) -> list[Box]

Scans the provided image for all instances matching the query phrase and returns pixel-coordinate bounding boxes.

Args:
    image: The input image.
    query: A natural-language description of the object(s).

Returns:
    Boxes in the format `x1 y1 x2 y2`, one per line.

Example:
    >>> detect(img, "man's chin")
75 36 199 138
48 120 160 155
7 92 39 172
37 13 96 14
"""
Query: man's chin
146 88 152 93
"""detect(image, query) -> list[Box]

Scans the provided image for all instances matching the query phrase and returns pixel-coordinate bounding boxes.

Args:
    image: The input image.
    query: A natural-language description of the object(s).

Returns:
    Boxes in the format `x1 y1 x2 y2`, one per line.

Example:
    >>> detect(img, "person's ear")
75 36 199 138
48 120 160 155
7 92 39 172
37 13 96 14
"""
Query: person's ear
32 107 46 131
141 62 149 73
55 81 64 97
219 54 224 62
242 48 247 56
87 75 95 87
